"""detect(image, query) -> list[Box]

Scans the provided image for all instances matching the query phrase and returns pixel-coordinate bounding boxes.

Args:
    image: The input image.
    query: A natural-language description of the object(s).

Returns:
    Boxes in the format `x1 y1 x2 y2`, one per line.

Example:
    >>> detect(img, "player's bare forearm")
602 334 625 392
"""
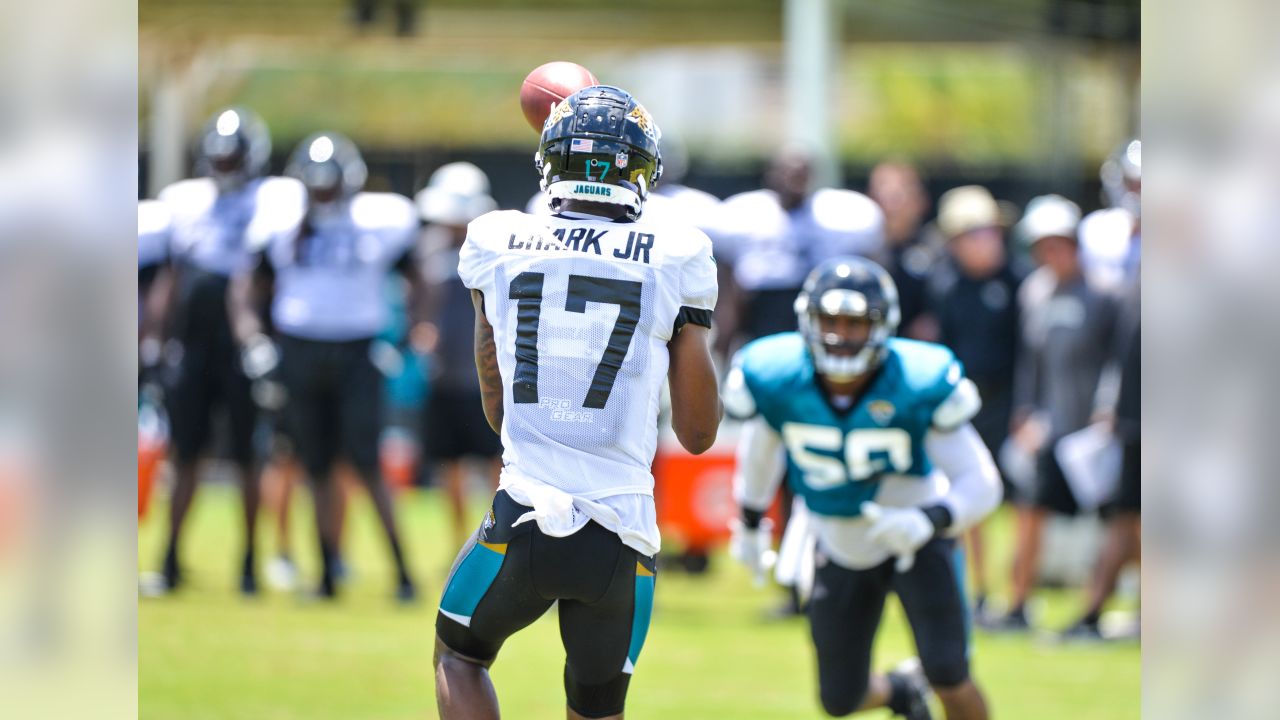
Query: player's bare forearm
401 257 430 330
401 260 440 354
472 289 504 434
668 323 722 454
712 261 741 358
141 263 177 344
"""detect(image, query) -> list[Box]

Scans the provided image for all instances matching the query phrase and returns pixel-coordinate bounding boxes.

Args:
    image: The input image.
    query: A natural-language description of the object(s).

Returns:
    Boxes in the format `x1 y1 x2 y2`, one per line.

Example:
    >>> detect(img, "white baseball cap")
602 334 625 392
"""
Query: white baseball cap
937 185 1000 239
1016 194 1081 246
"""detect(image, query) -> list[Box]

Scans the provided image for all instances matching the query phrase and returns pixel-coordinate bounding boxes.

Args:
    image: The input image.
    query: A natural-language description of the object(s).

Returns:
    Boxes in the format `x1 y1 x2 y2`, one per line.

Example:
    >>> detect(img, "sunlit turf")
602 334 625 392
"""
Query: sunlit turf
139 482 1139 719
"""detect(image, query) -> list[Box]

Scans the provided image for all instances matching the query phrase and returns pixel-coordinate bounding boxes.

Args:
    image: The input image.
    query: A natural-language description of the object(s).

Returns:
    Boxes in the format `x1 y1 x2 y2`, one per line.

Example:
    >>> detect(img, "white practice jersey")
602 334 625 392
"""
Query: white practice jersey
1079 207 1139 293
459 209 718 555
160 176 305 278
138 200 172 270
653 183 722 233
710 188 884 291
266 192 418 342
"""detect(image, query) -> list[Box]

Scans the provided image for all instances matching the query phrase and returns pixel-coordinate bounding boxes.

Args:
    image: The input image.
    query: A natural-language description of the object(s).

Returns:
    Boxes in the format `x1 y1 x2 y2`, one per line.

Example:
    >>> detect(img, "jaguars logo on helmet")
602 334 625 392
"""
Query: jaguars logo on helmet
793 257 902 382
625 104 660 141
532 85 663 220
544 99 575 130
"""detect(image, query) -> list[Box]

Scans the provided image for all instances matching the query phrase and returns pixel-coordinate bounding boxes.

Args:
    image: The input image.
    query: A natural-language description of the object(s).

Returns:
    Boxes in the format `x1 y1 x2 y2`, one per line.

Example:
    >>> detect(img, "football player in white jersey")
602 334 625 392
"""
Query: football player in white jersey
137 199 171 302
228 132 420 602
710 148 886 347
415 162 503 550
138 199 172 390
1079 139 1140 294
140 107 305 595
433 86 721 720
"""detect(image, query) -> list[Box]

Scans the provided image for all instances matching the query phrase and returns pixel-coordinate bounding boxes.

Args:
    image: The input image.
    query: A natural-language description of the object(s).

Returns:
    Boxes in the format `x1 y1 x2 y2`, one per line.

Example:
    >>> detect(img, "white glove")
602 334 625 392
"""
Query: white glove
729 516 777 586
241 334 287 410
250 379 288 412
368 339 405 379
241 334 280 380
860 502 934 573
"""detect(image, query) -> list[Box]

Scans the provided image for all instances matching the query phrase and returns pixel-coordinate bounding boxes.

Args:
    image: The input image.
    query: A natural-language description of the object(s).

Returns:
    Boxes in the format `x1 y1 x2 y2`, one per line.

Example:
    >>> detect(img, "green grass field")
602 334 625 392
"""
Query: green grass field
139 482 1139 719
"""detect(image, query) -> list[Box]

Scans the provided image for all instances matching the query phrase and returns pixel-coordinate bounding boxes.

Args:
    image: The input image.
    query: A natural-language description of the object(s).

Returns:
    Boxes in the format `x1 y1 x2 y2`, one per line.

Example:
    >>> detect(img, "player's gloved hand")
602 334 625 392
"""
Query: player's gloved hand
729 516 777 586
241 334 280 380
241 334 287 411
860 502 934 573
368 339 406 379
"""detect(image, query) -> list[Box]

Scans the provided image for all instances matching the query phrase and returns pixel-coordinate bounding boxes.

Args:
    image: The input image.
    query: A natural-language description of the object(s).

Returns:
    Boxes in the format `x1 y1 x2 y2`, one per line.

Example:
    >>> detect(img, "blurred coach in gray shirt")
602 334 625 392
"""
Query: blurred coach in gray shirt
987 194 1120 632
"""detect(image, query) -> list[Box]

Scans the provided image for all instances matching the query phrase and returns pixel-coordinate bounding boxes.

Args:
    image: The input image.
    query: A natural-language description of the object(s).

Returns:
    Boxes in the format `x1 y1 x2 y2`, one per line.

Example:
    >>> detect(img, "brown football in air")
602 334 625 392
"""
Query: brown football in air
520 61 599 132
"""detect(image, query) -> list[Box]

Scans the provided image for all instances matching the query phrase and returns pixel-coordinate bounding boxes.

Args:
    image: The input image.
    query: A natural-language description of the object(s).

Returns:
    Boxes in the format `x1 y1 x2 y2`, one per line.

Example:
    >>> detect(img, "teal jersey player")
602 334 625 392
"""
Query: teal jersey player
727 257 1000 720
726 333 976 518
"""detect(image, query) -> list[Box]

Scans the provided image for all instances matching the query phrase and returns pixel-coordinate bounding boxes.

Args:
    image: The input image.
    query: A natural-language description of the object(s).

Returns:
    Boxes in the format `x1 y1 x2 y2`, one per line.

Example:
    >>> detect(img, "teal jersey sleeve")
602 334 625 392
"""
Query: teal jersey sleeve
722 333 811 428
884 338 982 432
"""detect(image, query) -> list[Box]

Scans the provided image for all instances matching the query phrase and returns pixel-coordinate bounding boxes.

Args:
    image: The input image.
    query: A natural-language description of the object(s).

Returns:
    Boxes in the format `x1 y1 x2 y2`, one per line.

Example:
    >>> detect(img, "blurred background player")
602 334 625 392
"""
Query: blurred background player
414 161 502 550
137 200 171 322
1079 139 1141 294
228 132 421 601
986 195 1121 632
711 148 885 352
433 85 721 720
1061 155 1142 640
1058 301 1139 642
866 161 941 341
647 135 722 227
138 200 172 522
141 107 303 596
727 257 1000 719
926 185 1027 617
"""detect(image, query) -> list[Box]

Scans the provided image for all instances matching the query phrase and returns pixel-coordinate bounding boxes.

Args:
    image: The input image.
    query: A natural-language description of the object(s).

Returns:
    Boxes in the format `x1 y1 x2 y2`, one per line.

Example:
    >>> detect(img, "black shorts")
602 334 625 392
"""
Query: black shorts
423 386 502 462
1020 443 1080 515
277 334 383 479
436 491 656 719
969 377 1013 456
1103 438 1140 515
165 271 256 466
808 538 970 716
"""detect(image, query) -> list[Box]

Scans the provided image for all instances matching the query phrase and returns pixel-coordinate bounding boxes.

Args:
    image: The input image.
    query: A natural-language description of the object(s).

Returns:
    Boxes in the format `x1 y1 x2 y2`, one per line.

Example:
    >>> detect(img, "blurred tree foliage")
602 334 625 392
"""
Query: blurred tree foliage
140 0 1135 166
